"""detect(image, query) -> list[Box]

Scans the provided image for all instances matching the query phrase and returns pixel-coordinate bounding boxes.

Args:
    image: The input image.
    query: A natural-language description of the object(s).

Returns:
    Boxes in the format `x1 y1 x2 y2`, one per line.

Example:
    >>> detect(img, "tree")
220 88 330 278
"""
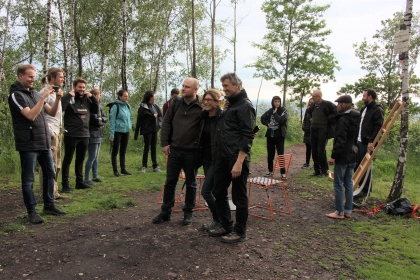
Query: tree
338 11 420 109
246 0 339 106
42 0 52 75
0 0 12 83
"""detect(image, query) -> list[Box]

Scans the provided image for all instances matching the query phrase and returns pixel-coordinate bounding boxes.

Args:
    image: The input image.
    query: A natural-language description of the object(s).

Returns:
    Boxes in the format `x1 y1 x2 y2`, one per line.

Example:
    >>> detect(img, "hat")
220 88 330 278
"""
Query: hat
335 95 352 103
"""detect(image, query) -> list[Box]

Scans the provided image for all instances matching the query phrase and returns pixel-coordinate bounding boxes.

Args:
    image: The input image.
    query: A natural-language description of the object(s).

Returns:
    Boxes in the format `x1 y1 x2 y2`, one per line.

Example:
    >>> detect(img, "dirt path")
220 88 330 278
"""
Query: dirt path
0 144 366 279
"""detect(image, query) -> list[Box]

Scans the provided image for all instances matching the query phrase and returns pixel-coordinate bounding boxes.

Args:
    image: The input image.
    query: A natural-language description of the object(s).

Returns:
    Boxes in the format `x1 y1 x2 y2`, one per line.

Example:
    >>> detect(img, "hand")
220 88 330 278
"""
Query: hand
328 158 335 165
231 160 243 178
154 113 158 118
162 145 170 155
56 88 63 99
109 138 114 142
69 91 75 97
84 91 92 98
367 143 374 152
41 86 54 99
273 108 277 114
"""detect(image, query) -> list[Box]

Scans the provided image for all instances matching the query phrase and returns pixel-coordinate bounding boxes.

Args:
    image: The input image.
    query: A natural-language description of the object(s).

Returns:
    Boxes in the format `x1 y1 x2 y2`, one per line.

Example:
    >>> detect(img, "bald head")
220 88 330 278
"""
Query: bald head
182 77 199 102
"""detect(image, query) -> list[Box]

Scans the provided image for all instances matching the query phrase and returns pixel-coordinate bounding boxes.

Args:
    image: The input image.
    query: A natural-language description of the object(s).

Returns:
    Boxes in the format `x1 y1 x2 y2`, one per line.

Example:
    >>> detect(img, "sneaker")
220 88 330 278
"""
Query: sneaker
202 220 222 231
114 171 120 177
121 170 132 175
302 163 310 168
152 212 171 224
61 187 72 193
28 212 44 224
43 205 67 216
92 177 103 183
84 180 95 186
208 227 232 237
141 167 147 173
221 232 247 243
318 172 328 178
264 172 272 177
183 213 192 225
281 174 287 180
310 171 321 176
153 167 162 173
75 182 93 189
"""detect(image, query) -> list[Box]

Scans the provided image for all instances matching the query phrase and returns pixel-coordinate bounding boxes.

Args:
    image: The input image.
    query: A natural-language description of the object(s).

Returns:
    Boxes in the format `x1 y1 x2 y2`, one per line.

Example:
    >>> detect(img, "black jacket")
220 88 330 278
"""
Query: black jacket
331 109 360 164
261 107 288 138
216 90 256 160
8 81 50 151
302 109 311 144
359 101 384 144
134 103 163 139
89 106 108 144
199 107 224 164
62 93 98 138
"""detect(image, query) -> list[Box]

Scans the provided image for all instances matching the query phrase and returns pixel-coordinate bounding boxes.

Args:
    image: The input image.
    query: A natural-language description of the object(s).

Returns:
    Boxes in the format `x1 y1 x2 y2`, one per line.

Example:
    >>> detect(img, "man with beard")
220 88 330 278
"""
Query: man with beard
9 64 67 224
354 88 384 198
61 77 98 193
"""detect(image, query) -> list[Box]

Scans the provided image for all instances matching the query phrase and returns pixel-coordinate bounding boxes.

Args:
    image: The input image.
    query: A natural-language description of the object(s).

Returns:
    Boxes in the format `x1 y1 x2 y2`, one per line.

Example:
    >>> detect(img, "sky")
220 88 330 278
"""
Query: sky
215 0 415 104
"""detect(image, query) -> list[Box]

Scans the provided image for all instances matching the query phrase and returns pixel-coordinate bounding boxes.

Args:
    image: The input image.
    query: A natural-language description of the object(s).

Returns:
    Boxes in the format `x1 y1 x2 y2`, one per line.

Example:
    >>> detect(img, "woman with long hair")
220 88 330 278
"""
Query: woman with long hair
84 89 108 185
134 90 163 173
261 96 288 179
109 89 133 177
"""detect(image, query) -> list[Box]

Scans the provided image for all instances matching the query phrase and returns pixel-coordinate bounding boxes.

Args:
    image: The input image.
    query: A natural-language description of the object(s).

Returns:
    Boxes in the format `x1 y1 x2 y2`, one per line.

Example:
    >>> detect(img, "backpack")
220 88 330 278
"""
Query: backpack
106 102 120 119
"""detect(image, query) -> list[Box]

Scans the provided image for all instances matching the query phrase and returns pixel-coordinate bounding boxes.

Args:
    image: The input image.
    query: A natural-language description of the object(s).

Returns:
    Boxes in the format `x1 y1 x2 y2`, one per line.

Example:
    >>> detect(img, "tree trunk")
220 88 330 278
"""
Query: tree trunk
387 0 412 201
191 0 196 78
210 0 216 88
0 0 12 83
69 0 76 84
57 0 70 92
121 0 128 91
43 0 52 75
233 0 237 73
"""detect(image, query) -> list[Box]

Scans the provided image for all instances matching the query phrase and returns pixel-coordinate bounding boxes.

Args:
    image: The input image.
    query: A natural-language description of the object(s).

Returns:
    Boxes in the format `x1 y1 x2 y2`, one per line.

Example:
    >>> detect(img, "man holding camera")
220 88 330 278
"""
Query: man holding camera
61 77 98 193
9 64 67 224
39 68 66 200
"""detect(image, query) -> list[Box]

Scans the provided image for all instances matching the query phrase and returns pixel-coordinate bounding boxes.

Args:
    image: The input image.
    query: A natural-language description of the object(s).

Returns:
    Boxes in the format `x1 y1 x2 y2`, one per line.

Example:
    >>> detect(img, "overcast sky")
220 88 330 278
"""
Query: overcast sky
216 0 415 103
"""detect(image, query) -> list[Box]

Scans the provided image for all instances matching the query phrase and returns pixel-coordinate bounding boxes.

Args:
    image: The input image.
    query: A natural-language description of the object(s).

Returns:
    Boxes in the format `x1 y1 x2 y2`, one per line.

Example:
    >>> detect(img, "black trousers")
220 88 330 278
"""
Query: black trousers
142 132 158 169
310 127 329 173
112 132 129 172
266 136 285 173
62 136 89 187
305 143 312 165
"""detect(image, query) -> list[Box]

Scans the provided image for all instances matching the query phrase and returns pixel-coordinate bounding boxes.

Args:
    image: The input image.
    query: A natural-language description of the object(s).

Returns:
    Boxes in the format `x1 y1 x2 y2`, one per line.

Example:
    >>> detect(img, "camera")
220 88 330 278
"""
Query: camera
52 86 59 92
253 126 260 133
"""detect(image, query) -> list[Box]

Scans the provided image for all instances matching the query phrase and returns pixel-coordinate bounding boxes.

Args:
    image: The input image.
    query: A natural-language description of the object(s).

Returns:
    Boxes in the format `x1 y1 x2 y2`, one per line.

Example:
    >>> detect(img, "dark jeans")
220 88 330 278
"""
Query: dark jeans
201 158 220 222
84 142 101 180
161 147 197 214
356 141 372 193
62 136 89 187
266 136 285 174
305 143 312 165
112 132 129 172
213 158 249 236
310 127 329 173
20 150 55 213
142 132 158 169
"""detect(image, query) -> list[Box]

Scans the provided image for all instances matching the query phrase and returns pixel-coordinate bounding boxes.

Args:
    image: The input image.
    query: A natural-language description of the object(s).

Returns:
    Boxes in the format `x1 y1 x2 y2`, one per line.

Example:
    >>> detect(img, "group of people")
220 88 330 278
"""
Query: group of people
300 89 384 219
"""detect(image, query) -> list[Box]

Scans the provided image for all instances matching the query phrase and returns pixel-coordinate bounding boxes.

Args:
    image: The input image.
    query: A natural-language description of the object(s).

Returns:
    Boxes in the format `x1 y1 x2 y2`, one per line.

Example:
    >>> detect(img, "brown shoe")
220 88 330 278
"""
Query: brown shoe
326 212 344 219
344 214 351 218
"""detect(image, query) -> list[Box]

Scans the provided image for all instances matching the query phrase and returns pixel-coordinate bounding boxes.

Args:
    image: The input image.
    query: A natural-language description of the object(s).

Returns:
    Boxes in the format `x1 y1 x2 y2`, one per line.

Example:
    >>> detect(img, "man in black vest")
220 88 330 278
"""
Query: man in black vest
61 77 98 193
8 64 67 224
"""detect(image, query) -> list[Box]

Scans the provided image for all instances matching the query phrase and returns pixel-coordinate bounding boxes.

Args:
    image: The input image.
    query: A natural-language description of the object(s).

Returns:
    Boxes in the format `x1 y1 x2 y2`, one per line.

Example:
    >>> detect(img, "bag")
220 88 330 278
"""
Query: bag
385 198 413 216
106 102 120 119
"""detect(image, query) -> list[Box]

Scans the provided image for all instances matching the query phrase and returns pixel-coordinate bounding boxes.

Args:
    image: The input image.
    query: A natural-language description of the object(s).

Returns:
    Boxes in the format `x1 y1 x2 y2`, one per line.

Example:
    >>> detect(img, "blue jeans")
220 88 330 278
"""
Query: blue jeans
201 159 220 222
85 142 101 180
19 150 55 213
333 162 356 215
161 147 197 214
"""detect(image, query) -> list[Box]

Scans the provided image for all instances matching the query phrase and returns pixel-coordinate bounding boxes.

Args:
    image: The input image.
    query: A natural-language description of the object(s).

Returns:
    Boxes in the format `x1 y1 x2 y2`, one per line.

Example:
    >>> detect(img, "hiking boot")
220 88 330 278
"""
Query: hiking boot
202 220 222 231
92 177 103 182
141 167 147 173
281 174 287 180
75 182 93 189
183 213 193 225
121 170 132 175
318 172 328 178
153 167 162 173
221 232 247 243
302 163 310 168
61 186 72 193
310 171 321 176
208 227 232 237
264 172 272 177
114 171 120 177
152 212 171 224
28 212 44 224
43 205 67 216
84 180 95 186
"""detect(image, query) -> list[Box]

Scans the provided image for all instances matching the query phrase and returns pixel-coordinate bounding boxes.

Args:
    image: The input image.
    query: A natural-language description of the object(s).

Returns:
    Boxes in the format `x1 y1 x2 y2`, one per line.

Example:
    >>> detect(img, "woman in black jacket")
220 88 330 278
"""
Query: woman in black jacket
84 88 108 185
134 90 163 173
302 98 313 168
261 96 288 178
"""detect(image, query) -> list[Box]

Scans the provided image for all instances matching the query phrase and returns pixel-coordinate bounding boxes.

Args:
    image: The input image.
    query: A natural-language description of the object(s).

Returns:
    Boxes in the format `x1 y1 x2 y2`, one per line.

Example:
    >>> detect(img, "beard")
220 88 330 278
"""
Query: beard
75 90 84 98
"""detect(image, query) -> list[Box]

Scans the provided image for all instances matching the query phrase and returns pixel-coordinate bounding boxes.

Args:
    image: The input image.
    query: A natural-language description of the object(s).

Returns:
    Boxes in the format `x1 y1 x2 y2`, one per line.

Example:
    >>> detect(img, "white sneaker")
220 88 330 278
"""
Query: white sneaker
153 167 162 173
141 167 147 173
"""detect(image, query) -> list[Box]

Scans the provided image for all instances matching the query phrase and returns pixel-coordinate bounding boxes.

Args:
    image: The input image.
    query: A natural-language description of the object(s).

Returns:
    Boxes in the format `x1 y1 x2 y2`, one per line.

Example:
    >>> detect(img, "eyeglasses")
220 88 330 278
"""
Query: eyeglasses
203 98 216 103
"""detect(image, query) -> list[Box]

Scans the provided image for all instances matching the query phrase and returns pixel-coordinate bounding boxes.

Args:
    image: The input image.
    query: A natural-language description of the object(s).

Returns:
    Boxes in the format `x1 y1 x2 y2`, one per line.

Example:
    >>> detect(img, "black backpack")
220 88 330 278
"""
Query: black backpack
106 102 120 119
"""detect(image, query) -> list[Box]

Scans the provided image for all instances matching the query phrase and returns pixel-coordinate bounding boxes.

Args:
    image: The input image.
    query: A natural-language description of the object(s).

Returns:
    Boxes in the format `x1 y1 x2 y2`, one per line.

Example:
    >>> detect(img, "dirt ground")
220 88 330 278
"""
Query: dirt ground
0 144 373 279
